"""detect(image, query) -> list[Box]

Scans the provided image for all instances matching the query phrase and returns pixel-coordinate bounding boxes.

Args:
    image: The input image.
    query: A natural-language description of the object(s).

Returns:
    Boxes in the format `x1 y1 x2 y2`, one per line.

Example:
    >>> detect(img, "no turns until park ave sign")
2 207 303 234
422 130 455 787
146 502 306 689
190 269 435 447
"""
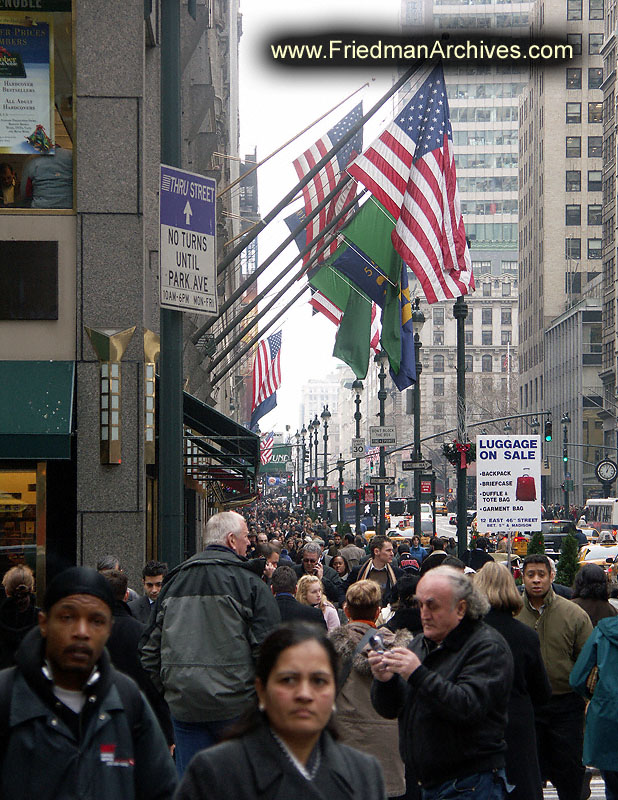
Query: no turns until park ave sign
159 164 217 315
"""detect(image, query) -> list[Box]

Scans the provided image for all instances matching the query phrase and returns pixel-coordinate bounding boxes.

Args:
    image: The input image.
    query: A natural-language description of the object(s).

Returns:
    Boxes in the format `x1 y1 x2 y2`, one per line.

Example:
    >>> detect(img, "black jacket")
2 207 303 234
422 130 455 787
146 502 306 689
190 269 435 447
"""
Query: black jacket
293 563 346 606
0 594 39 670
128 595 153 625
372 617 513 788
274 593 327 627
175 722 386 800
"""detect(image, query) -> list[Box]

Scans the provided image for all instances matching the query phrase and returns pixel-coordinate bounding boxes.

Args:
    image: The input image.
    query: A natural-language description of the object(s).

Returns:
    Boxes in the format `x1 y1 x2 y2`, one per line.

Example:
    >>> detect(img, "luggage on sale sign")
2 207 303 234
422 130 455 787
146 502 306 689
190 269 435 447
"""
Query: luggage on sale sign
515 470 536 502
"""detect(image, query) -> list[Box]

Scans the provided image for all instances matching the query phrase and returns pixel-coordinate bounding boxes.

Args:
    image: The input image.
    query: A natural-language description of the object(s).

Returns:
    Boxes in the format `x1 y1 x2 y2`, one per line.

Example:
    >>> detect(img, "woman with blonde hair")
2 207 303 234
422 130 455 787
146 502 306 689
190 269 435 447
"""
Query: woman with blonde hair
473 562 551 800
296 574 340 631
0 564 39 669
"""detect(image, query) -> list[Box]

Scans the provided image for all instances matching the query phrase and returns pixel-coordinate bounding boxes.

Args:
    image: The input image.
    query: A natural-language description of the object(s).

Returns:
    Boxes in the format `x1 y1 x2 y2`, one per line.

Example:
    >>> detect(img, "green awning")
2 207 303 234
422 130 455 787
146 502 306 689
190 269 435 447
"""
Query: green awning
0 361 75 459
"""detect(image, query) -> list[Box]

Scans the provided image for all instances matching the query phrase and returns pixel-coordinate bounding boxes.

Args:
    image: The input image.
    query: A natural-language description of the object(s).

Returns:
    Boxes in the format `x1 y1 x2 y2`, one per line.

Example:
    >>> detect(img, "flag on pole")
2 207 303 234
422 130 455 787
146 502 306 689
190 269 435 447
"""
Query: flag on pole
293 104 363 266
260 432 274 465
250 332 282 431
348 63 473 304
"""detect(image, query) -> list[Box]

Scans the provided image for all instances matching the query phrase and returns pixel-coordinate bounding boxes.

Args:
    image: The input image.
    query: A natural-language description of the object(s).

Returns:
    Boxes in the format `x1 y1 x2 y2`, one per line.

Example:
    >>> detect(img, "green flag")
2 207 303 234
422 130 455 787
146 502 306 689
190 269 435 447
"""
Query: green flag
332 287 372 379
341 198 399 283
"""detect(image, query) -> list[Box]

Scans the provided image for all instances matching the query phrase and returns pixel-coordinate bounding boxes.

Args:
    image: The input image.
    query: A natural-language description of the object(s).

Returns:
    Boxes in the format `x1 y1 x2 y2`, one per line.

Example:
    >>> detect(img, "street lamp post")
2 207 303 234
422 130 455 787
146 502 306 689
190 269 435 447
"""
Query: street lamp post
374 351 389 535
454 295 469 561
321 406 331 520
300 424 307 507
562 412 571 514
294 430 300 506
411 298 426 540
352 379 363 534
312 415 320 512
337 454 345 523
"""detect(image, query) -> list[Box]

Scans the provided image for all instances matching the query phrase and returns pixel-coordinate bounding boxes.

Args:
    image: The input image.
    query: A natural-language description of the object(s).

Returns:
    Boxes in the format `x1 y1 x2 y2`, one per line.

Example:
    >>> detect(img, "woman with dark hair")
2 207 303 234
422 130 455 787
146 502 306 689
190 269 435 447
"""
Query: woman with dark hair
0 565 39 669
571 563 617 627
331 554 351 587
473 562 551 800
175 623 387 800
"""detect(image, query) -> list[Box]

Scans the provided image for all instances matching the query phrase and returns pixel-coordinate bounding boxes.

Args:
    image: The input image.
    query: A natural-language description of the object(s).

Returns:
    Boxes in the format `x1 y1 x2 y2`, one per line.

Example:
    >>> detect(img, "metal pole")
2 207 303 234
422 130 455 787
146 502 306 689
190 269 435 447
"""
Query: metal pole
354 385 362 534
378 360 387 535
308 424 313 511
413 332 423 540
159 0 184 567
454 296 469 560
323 417 329 519
563 422 569 514
338 456 345 523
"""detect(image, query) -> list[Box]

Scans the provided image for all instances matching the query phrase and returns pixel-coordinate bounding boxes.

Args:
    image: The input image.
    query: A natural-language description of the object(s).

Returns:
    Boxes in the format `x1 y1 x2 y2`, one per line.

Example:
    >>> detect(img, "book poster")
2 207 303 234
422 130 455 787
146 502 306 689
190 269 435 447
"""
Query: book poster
0 20 54 154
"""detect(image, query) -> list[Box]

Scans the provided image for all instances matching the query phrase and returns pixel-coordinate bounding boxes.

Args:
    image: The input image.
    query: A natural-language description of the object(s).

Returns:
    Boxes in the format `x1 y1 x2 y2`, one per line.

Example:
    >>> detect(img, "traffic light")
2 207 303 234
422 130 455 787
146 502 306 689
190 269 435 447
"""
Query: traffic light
544 420 552 442
370 460 374 473
562 447 568 463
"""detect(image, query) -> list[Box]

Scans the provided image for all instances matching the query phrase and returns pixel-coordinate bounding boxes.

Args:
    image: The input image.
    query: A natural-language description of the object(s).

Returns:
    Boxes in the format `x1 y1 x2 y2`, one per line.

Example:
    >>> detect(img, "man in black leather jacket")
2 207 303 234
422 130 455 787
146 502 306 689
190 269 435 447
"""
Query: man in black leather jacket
369 565 514 799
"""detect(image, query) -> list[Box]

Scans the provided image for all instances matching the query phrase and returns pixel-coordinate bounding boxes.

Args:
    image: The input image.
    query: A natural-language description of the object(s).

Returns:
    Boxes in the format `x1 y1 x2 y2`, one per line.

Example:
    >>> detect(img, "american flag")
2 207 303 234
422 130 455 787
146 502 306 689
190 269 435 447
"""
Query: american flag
293 104 363 266
348 64 474 304
260 432 274 465
251 332 282 411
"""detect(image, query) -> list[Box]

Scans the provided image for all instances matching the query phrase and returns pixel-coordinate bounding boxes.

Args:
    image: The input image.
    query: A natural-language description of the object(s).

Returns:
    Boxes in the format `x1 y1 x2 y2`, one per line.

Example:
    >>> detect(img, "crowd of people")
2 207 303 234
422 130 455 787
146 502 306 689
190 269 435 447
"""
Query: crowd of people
0 501 616 799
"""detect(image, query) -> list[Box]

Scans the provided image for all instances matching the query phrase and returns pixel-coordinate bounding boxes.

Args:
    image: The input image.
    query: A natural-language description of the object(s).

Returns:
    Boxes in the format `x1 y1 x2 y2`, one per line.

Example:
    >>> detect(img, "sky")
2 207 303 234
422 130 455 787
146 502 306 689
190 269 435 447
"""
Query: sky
237 0 401 433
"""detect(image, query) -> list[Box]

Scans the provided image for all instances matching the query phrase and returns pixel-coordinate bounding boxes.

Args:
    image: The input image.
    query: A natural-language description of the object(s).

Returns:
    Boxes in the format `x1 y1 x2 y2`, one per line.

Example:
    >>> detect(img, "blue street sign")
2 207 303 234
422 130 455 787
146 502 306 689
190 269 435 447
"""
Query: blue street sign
159 164 217 315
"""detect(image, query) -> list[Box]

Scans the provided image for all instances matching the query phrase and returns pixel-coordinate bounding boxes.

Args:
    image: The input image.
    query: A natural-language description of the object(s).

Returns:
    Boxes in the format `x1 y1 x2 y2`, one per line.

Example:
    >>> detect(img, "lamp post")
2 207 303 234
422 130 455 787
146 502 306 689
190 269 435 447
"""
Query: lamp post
411 298 426 540
312 415 320 512
294 430 300 506
374 350 389 535
337 454 345 523
300 424 307 507
321 406 331 519
561 412 571 514
454 294 469 561
352 379 363 534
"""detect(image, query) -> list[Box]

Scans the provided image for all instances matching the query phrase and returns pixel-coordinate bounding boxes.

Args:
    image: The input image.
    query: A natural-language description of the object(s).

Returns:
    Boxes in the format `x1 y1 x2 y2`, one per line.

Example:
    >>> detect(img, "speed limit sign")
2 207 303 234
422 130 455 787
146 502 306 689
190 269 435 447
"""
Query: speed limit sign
351 437 365 456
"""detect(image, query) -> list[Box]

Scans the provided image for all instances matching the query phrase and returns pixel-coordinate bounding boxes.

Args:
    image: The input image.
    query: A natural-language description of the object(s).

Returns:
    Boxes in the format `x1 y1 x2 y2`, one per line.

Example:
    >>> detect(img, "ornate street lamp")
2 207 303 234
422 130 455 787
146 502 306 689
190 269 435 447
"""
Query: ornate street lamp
561 412 571 513
351 379 364 534
374 350 389 534
337 454 346 523
411 298 426 539
321 406 331 519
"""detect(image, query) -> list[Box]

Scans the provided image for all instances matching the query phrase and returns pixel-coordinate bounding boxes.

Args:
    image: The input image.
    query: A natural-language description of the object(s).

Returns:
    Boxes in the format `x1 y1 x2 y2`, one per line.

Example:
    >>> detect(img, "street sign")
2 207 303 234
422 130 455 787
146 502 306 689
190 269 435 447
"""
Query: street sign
351 437 365 456
159 164 217 315
364 487 375 502
420 480 432 494
285 461 294 473
370 475 396 486
369 426 397 447
565 479 574 492
402 459 432 471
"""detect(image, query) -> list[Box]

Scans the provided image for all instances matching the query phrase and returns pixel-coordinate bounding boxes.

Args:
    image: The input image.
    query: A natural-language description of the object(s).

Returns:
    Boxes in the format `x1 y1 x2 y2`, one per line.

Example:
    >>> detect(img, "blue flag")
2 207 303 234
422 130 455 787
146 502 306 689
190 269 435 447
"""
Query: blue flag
389 266 416 391
250 392 277 432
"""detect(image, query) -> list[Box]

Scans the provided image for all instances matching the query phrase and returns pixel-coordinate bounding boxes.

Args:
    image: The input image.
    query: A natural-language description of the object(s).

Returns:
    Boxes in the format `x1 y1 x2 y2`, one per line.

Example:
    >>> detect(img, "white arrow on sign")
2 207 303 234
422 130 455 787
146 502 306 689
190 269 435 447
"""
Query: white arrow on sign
183 201 193 226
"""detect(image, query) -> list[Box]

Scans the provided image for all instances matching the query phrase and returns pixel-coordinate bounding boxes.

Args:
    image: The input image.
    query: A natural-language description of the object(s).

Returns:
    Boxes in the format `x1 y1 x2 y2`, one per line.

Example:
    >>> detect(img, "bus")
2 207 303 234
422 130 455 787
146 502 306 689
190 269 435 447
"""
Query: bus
583 498 618 532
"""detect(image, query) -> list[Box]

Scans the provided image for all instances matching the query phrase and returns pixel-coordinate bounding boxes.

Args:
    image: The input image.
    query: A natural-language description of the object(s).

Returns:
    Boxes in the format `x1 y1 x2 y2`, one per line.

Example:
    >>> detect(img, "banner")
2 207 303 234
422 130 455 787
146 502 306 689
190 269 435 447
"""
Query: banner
259 444 292 475
476 435 542 533
0 19 54 154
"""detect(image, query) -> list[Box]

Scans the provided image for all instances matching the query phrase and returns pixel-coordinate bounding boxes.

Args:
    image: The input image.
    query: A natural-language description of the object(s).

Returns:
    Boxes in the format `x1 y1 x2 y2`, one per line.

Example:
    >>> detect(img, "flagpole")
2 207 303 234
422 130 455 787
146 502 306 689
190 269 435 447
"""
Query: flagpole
211 60 424 279
216 82 369 199
210 189 368 358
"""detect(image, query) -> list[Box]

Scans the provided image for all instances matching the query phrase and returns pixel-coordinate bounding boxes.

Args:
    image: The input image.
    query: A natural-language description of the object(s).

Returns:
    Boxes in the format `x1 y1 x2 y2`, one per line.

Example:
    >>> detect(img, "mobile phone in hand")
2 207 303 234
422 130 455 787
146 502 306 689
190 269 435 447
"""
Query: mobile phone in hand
368 634 385 653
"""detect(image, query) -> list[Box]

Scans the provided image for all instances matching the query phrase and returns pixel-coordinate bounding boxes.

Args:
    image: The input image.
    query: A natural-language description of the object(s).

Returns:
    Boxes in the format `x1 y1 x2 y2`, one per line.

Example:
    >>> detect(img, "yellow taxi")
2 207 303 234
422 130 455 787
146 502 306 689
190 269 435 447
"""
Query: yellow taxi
435 501 448 516
578 543 618 577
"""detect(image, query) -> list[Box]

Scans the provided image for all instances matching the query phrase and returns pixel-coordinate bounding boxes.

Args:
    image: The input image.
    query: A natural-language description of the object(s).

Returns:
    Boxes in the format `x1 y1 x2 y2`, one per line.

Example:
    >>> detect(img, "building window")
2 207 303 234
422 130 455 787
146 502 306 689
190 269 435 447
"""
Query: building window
566 170 581 191
433 354 444 372
566 136 581 157
588 238 602 258
434 378 445 396
566 68 582 89
465 331 473 345
588 102 603 123
501 309 512 325
501 330 512 345
588 170 602 191
589 0 603 18
566 238 582 258
434 402 445 418
481 354 493 372
589 67 603 89
465 309 473 325
568 0 583 17
568 34 582 55
482 282 492 297
433 330 444 346
482 308 493 325
566 102 581 123
465 354 473 372
433 307 444 326
588 204 602 225
472 260 492 275
482 330 493 346
566 272 582 293
566 204 581 225
501 261 517 272
589 33 604 54
588 136 603 157
501 281 512 296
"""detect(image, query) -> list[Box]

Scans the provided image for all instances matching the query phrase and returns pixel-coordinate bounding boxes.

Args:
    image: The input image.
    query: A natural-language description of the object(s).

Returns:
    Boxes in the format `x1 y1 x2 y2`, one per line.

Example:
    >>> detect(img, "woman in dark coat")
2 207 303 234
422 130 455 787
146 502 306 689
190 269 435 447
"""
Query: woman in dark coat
175 623 387 800
0 564 39 669
473 561 552 800
571 563 617 626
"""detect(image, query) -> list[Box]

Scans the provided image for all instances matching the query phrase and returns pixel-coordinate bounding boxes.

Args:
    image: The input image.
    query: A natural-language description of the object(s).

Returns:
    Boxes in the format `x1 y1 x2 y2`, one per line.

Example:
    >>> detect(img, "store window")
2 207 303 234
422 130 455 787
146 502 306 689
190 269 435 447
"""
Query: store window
0 7 74 212
0 466 44 590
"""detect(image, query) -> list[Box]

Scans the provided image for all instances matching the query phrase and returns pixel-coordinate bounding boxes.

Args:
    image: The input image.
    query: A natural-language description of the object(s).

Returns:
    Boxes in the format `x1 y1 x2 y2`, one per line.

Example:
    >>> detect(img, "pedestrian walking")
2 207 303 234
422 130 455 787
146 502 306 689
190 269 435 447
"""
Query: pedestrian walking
296 574 340 631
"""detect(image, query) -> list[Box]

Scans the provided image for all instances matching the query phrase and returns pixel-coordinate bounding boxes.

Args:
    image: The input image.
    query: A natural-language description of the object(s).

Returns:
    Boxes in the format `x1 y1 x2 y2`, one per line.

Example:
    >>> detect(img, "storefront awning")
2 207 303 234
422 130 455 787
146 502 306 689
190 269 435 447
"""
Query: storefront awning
0 361 75 459
182 390 259 504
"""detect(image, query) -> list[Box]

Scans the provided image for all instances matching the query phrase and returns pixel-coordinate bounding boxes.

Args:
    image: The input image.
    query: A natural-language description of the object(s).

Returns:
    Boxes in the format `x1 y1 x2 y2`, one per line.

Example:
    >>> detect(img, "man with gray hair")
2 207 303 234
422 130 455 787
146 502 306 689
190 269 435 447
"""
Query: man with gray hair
293 540 346 605
369 566 514 799
140 511 280 777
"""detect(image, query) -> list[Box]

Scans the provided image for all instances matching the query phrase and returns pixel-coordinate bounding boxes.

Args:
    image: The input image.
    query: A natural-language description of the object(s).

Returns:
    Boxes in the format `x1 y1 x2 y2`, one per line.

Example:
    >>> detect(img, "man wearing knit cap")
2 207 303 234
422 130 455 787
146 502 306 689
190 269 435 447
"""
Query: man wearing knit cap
0 566 177 800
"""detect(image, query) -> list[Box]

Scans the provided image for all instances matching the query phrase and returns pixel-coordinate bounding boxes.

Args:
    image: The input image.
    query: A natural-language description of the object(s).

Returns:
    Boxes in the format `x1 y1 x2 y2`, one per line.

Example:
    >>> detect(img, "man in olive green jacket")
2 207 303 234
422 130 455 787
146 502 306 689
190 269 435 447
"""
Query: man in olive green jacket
517 554 593 800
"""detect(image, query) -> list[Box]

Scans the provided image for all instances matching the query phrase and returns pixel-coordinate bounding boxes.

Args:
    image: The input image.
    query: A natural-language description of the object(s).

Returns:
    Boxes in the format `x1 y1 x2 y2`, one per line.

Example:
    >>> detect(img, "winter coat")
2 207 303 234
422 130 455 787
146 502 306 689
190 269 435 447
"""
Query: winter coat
140 544 281 722
570 616 618 769
0 594 39 669
330 621 411 797
293 562 346 605
175 721 387 800
407 545 427 563
0 627 177 800
571 597 617 627
483 608 552 800
371 617 513 789
517 587 593 694
274 593 326 627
